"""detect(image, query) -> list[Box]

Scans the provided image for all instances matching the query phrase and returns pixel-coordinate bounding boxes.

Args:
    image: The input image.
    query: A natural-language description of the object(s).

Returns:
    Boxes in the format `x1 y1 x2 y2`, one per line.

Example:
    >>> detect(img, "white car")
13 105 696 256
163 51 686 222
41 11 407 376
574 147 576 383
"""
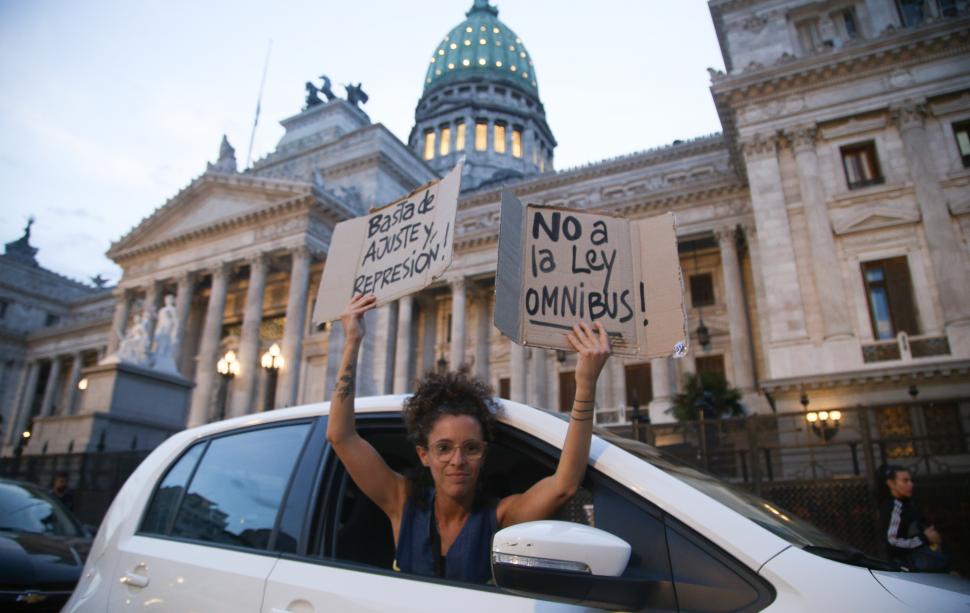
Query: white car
65 396 969 612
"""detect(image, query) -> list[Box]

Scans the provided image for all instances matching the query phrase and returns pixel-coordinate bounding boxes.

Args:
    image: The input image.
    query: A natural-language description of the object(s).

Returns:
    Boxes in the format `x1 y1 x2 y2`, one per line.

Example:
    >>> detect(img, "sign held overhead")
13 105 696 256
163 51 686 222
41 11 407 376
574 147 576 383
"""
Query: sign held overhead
312 160 464 325
494 191 687 359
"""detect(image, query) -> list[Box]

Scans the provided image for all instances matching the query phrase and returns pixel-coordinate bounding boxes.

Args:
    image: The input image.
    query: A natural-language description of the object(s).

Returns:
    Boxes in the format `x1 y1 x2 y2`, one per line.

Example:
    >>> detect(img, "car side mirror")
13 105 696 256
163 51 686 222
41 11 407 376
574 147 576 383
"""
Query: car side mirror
491 520 652 611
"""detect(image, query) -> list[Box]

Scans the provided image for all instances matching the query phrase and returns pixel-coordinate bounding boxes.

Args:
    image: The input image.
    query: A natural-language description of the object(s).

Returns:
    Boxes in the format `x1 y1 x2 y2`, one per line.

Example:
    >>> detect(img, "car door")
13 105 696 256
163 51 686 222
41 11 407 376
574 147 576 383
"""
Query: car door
261 414 597 612
108 420 316 612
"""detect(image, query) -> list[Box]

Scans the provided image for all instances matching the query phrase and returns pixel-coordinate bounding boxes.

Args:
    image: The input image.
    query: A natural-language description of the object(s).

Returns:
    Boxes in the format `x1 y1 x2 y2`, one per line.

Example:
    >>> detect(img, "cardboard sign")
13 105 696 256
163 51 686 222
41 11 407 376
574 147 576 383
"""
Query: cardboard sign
495 191 688 358
312 160 464 324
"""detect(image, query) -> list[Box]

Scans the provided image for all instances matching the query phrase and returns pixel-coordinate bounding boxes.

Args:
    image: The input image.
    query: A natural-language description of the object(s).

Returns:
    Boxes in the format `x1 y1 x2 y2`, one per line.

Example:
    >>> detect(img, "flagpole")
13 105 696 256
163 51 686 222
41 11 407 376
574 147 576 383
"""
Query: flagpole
246 39 272 170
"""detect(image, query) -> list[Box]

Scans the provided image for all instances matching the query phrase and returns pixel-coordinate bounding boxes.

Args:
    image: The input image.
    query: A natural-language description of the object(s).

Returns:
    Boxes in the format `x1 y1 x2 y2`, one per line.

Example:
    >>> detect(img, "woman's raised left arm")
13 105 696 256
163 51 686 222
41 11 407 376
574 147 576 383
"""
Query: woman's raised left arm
497 321 610 528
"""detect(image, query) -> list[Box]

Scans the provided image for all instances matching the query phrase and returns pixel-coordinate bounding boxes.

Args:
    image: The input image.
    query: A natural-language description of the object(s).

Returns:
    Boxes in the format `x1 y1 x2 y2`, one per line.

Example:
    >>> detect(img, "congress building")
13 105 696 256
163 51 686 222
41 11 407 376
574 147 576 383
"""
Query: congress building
2 0 969 457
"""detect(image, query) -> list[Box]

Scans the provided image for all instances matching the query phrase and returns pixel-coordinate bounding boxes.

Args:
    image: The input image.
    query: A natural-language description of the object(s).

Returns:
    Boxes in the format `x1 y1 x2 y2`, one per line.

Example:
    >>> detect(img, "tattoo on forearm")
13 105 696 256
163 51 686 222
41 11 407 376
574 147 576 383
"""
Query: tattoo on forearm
336 363 357 400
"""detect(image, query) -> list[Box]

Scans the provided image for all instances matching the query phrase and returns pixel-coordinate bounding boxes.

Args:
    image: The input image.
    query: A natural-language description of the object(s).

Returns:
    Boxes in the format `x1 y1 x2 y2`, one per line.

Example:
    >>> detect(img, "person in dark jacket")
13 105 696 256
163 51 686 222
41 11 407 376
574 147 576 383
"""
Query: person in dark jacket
878 464 944 570
49 471 76 511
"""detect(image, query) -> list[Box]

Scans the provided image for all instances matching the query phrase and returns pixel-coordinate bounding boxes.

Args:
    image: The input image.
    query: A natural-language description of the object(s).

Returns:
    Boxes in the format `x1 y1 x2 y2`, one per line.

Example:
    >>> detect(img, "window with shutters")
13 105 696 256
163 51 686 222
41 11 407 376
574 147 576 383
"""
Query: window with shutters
695 355 726 377
841 141 884 189
624 363 652 409
690 273 715 307
861 257 919 339
558 371 576 413
953 120 970 168
499 377 510 400
795 19 823 53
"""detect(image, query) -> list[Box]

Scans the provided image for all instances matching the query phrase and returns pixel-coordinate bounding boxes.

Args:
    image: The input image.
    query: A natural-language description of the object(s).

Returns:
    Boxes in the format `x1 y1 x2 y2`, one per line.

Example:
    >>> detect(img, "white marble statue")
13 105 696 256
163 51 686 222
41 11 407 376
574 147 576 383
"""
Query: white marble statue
115 311 152 366
151 294 180 373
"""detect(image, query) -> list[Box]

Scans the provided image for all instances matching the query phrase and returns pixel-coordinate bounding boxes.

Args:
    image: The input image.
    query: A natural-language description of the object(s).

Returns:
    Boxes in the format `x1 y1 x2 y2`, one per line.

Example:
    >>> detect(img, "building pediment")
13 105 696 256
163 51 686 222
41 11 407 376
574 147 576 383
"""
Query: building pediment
108 172 311 261
830 202 920 235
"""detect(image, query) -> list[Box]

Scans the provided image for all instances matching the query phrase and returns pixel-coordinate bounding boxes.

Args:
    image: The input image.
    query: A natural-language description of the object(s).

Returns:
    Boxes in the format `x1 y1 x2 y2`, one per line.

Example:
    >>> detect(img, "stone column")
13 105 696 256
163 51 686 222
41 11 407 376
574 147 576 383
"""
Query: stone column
741 134 808 342
474 290 491 383
892 103 970 337
648 356 674 423
188 263 231 427
323 320 344 402
231 253 268 417
788 126 852 339
530 349 549 408
277 247 312 408
610 356 627 413
39 356 62 417
65 351 84 415
419 297 439 376
510 341 527 403
716 227 756 392
449 277 467 368
364 303 397 395
7 361 39 445
393 295 414 393
173 271 196 375
107 287 132 355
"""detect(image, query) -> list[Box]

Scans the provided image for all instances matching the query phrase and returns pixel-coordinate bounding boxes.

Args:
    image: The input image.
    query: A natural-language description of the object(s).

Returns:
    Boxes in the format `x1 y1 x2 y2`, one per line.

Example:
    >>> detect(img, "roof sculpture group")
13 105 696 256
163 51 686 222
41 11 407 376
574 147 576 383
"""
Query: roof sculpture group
304 75 368 110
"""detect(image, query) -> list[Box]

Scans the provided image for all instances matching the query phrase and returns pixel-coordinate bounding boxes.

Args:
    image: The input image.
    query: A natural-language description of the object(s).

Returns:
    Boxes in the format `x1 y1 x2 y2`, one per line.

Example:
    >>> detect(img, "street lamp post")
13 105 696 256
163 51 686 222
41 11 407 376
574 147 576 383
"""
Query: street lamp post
260 343 284 411
215 350 240 421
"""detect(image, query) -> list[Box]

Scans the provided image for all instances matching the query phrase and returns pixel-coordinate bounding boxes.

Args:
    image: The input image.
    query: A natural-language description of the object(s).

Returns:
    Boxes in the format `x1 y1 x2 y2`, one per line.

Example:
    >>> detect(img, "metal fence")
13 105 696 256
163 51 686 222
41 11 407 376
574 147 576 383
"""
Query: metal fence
0 450 150 526
611 401 970 576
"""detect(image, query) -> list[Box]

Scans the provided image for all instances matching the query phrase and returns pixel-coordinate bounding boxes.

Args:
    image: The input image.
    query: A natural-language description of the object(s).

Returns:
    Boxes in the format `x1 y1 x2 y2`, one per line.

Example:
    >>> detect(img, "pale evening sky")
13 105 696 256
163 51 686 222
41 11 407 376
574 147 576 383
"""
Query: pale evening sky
0 1 726 285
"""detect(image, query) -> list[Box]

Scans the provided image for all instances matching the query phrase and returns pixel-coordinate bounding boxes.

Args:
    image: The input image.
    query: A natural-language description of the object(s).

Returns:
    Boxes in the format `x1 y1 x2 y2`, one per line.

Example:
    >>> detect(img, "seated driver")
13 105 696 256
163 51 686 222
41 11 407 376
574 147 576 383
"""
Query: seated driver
327 293 610 583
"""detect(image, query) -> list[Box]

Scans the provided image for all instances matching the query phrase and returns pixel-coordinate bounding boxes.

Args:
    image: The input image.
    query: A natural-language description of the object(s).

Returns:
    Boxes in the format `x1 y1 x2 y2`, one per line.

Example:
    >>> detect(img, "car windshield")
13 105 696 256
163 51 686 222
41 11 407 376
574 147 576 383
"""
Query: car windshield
588 425 897 569
0 481 82 537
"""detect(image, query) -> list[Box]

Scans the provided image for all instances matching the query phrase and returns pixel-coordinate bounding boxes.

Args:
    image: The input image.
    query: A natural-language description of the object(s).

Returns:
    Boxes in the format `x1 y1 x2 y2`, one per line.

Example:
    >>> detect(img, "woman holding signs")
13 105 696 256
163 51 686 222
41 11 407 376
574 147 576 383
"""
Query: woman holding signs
326 293 610 584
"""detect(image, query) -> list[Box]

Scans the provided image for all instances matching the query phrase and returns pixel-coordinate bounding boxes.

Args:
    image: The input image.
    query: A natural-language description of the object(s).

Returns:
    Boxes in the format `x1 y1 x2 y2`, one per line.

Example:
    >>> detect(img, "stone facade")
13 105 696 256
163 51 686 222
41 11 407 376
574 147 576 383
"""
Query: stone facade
2 0 969 456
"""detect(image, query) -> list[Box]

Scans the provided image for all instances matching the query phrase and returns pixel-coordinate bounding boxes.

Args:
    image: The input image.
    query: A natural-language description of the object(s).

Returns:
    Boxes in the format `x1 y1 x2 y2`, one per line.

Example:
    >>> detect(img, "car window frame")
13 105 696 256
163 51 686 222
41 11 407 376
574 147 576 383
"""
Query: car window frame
134 417 320 558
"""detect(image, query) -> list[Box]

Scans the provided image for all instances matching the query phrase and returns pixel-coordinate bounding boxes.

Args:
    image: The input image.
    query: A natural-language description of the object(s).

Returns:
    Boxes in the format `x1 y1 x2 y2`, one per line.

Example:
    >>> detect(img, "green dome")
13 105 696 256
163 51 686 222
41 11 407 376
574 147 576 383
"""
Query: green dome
424 0 538 97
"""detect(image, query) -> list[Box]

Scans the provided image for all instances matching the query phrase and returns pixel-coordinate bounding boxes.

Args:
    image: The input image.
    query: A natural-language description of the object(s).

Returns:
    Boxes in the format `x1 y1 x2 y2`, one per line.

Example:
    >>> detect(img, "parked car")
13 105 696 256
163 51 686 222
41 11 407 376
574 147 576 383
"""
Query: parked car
65 396 969 612
0 478 93 612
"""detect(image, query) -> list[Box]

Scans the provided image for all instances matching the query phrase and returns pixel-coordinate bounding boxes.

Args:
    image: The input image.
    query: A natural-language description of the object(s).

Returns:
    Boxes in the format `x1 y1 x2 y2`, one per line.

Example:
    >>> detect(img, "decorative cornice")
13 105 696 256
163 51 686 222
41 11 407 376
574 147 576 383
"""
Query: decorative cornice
459 133 728 208
712 20 970 105
761 359 970 393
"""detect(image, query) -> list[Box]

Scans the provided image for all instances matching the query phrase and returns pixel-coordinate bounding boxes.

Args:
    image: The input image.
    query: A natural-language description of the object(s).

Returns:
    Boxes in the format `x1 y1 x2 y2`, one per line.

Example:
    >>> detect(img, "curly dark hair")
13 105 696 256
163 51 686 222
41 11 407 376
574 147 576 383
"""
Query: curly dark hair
402 367 499 448
402 367 500 510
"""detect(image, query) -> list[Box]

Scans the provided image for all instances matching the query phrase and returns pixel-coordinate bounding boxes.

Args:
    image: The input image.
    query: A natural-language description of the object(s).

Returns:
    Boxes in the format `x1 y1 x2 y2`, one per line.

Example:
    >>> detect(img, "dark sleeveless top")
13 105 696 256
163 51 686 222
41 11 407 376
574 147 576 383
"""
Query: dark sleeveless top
395 488 498 584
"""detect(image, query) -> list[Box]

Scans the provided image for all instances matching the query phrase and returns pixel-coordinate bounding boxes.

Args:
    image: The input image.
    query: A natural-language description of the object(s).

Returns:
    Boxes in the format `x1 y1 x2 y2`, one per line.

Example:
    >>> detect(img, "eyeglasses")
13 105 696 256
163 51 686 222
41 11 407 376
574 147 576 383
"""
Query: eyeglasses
427 440 487 462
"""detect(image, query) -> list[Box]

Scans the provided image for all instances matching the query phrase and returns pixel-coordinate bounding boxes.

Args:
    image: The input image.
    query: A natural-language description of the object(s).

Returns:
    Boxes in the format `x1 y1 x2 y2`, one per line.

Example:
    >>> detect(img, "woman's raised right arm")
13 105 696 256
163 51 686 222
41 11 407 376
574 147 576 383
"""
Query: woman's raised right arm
326 294 407 521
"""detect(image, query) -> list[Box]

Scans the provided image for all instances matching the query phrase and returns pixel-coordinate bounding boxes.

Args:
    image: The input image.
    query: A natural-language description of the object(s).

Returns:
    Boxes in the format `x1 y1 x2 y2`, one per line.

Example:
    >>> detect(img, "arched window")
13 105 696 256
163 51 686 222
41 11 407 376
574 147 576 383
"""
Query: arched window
511 128 523 158
439 126 451 156
423 129 436 161
494 123 507 154
475 121 488 151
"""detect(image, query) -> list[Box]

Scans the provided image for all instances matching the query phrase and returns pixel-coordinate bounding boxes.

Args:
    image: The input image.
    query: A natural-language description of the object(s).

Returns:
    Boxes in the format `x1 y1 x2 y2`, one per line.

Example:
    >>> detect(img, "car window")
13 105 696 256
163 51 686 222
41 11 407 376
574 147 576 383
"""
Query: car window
140 423 311 550
502 429 773 612
140 442 205 535
0 481 82 537
595 424 847 550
